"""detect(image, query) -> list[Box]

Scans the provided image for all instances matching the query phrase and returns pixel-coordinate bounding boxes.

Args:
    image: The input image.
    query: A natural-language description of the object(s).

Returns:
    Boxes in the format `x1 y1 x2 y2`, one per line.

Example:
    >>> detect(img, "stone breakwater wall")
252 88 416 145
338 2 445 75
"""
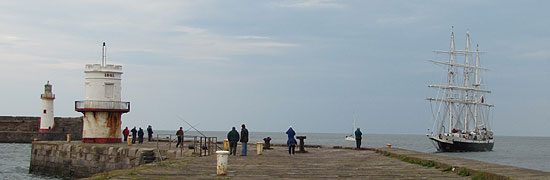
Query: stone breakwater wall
29 142 155 178
0 116 82 143
374 147 550 180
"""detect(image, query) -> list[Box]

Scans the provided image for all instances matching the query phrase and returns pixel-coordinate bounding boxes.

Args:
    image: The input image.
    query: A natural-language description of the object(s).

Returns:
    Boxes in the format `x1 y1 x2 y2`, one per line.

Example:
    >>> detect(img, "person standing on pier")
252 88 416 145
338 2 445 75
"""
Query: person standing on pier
147 125 154 142
286 126 297 155
138 127 144 144
355 128 362 150
122 127 129 142
240 124 249 156
176 127 184 148
227 127 240 156
131 126 137 144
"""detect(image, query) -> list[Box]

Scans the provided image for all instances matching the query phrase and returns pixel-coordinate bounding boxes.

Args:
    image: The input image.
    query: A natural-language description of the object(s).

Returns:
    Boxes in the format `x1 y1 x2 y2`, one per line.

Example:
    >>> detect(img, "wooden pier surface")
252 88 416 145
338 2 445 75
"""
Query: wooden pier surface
83 143 530 180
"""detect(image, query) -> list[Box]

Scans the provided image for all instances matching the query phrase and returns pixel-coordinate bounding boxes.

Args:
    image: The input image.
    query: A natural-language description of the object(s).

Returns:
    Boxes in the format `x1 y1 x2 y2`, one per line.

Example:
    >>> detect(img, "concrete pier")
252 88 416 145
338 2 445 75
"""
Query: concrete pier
82 144 549 180
29 140 550 179
29 140 193 178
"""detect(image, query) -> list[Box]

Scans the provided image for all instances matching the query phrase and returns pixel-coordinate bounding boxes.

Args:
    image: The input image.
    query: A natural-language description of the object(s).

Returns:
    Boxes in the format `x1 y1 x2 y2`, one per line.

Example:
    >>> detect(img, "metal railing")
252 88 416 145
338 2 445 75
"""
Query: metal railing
156 134 185 159
198 137 218 157
75 100 130 112
155 134 218 157
40 94 55 99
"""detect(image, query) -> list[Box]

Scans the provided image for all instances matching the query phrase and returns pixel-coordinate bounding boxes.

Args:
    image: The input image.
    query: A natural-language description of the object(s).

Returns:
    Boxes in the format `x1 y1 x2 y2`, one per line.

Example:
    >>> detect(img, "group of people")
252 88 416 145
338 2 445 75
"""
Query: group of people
285 126 363 153
226 125 300 156
120 124 364 151
227 124 249 156
122 125 154 144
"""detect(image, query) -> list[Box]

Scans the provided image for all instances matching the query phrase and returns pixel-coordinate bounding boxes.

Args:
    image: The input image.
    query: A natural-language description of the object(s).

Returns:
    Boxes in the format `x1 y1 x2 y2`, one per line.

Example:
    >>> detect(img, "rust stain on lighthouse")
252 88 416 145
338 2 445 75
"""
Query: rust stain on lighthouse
107 112 122 138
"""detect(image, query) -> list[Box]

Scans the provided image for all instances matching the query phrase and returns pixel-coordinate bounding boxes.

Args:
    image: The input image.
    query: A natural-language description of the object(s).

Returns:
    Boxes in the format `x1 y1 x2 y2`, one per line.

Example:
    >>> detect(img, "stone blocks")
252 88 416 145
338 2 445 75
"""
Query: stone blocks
29 142 155 178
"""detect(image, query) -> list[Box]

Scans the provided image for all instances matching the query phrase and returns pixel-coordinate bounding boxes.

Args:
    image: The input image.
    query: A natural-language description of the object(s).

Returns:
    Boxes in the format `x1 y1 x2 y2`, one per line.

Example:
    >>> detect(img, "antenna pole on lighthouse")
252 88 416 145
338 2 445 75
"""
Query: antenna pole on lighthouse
102 42 106 67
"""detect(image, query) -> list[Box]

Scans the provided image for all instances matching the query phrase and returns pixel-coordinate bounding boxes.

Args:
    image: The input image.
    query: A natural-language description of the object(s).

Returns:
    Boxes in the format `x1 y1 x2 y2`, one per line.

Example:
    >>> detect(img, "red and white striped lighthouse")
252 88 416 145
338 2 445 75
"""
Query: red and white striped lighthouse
75 42 130 143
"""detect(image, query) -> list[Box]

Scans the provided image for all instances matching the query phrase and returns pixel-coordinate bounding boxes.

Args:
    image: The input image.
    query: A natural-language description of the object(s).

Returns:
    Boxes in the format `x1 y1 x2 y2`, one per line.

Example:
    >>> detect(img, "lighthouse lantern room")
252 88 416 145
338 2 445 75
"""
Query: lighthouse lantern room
75 42 130 143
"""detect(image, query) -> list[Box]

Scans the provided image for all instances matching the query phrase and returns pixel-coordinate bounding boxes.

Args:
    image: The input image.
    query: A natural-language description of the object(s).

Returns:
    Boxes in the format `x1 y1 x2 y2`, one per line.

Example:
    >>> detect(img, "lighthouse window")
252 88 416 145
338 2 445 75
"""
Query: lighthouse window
105 83 114 98
43 109 47 114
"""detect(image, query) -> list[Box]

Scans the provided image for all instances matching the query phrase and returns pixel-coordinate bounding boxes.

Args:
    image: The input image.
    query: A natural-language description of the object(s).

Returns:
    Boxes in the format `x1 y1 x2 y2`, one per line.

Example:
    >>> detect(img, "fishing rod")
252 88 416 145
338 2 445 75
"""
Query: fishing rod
184 123 200 133
176 115 206 137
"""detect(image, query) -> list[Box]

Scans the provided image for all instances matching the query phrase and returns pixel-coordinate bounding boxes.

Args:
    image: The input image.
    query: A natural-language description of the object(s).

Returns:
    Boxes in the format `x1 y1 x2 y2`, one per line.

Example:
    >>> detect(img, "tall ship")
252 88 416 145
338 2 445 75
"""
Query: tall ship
426 31 494 152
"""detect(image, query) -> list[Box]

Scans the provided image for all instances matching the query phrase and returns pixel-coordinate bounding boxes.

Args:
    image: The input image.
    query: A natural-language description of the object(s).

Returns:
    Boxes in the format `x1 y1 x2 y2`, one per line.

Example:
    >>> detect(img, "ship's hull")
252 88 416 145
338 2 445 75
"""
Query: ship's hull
429 137 493 152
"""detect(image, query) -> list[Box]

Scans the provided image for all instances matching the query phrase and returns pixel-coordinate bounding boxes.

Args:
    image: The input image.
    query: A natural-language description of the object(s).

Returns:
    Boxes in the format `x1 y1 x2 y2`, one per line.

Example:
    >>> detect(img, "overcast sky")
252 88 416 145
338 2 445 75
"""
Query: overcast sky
1 0 549 136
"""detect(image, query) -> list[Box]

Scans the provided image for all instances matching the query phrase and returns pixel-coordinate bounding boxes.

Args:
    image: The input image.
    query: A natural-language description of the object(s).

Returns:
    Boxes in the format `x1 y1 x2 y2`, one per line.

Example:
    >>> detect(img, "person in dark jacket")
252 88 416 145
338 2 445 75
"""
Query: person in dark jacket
286 126 297 155
227 127 240 156
131 126 137 144
240 124 249 156
355 128 363 149
147 125 154 142
176 127 184 148
122 127 129 142
138 128 144 144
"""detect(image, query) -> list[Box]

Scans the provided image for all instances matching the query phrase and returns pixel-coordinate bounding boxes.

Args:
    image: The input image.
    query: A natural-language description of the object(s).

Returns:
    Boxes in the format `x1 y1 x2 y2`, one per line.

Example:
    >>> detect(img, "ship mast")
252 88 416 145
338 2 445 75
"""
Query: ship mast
474 44 480 130
463 32 470 131
448 31 455 133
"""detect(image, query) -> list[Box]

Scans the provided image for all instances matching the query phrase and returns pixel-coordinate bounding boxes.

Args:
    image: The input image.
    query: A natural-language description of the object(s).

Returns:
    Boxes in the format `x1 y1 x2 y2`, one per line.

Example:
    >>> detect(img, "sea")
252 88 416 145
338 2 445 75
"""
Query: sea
2 131 549 179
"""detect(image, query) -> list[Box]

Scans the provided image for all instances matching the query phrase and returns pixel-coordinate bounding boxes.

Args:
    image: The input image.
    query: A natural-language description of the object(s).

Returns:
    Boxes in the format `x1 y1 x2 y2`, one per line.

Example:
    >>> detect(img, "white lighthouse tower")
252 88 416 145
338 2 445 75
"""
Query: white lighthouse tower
75 42 130 143
39 81 55 132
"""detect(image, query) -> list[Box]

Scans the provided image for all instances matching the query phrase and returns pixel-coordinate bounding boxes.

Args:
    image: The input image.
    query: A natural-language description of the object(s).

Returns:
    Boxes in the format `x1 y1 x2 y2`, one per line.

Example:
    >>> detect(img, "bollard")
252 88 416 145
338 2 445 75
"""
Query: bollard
66 134 71 143
296 136 308 153
128 136 133 146
387 144 391 149
216 151 230 175
256 142 264 155
223 139 229 151
263 137 272 149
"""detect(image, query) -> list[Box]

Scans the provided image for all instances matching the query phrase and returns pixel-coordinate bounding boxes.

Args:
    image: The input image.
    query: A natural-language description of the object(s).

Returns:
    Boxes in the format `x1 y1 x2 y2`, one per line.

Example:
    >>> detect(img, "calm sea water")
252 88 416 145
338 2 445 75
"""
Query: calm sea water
2 132 549 179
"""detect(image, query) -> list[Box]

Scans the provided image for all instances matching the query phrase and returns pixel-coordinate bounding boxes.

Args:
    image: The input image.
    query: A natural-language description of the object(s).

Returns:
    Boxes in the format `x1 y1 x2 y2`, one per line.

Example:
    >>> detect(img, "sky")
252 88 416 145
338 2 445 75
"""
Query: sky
1 0 549 136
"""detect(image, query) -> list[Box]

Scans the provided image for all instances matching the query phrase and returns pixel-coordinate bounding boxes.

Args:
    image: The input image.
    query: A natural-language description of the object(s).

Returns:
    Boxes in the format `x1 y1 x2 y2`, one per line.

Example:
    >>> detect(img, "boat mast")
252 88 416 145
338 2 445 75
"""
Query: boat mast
448 31 456 133
464 32 470 131
474 44 480 130
352 113 356 133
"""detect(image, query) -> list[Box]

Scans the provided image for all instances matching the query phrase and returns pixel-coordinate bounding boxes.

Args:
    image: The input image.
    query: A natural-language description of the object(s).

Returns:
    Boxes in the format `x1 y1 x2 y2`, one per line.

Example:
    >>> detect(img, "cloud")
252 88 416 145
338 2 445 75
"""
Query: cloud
244 42 299 48
273 0 345 9
376 15 424 26
235 35 270 40
143 26 299 61
37 62 84 70
522 50 550 59
0 35 23 41
171 26 207 34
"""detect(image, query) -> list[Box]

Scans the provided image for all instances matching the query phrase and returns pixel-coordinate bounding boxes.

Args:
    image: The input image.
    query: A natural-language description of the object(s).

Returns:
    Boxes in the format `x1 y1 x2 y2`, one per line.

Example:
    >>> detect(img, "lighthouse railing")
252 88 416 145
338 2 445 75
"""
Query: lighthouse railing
75 100 130 112
41 94 56 99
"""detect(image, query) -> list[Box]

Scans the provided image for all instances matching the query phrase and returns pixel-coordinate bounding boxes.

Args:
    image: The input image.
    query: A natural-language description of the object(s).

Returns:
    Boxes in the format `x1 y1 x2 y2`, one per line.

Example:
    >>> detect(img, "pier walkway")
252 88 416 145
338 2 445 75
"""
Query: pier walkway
86 145 471 180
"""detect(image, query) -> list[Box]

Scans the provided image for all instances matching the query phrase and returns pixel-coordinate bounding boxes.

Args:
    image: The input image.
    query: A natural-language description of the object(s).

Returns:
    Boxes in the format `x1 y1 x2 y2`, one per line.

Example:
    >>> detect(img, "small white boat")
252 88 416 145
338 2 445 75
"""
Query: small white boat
344 114 357 141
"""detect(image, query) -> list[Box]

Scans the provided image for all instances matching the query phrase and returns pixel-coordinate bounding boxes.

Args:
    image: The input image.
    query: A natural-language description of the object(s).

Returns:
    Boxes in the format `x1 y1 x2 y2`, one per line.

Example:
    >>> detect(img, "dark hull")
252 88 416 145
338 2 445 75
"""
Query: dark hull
431 139 494 152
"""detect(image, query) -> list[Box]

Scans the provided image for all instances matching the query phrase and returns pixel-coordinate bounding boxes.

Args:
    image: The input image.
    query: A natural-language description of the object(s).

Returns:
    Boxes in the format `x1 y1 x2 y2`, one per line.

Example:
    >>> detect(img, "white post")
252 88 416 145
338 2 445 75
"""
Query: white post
216 151 230 175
